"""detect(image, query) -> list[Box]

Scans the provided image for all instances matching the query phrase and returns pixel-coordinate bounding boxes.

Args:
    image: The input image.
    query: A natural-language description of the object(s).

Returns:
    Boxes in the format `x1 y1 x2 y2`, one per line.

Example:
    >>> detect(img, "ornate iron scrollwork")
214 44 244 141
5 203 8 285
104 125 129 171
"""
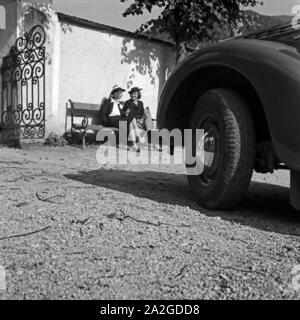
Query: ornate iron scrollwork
1 25 46 140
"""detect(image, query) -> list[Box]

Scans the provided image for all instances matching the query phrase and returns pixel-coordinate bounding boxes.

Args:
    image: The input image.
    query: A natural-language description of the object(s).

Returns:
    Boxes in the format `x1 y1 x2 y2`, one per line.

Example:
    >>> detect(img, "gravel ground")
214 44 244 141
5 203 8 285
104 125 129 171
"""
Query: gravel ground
0 144 300 300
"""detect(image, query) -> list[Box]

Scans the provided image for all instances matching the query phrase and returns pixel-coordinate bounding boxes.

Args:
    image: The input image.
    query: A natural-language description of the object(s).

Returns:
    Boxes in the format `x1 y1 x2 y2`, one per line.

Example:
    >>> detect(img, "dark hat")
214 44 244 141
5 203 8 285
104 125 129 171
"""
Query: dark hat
129 87 142 95
111 85 125 95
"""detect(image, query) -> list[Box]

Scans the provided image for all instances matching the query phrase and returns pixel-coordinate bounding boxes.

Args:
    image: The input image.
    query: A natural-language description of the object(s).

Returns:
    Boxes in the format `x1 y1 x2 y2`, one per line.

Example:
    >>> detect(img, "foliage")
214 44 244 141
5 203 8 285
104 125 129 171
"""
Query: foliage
242 10 292 34
21 1 54 28
44 133 68 147
121 0 262 61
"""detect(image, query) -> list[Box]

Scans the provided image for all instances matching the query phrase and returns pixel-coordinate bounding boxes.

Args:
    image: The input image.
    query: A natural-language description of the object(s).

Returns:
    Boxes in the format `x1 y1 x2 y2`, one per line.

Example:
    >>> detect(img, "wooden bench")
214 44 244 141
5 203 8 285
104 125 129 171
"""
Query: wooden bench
66 99 118 148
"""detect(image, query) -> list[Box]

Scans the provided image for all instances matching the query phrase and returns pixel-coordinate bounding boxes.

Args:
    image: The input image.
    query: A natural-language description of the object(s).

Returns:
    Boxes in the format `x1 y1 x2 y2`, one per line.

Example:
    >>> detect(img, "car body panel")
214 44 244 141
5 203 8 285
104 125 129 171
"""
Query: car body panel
157 39 300 171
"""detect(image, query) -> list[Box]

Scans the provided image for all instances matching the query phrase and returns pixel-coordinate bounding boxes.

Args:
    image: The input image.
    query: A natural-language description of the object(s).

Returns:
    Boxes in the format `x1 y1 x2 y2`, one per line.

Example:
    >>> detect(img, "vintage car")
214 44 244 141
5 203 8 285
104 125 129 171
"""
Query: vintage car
157 23 300 210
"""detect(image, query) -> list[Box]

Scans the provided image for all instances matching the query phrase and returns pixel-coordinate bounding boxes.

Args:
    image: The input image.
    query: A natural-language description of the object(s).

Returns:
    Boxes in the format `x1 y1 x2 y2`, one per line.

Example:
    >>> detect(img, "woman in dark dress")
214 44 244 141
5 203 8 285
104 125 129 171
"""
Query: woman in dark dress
124 87 154 145
99 85 141 151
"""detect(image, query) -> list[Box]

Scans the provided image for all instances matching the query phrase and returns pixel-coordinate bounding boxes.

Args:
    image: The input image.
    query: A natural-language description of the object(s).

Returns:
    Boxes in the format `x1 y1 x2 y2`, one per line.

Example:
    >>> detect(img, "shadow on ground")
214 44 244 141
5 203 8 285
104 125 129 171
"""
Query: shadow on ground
65 169 300 236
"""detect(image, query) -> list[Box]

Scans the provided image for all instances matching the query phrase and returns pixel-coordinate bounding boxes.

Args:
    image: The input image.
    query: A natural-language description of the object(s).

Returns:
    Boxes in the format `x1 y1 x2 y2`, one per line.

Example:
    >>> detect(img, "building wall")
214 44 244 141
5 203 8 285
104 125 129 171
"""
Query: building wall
54 20 176 135
0 0 53 61
0 1 176 138
0 0 18 56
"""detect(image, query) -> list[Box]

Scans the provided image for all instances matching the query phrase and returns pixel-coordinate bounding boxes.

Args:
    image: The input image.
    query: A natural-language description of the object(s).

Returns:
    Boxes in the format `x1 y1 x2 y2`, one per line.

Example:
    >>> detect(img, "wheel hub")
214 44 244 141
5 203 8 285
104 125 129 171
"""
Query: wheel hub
196 116 221 186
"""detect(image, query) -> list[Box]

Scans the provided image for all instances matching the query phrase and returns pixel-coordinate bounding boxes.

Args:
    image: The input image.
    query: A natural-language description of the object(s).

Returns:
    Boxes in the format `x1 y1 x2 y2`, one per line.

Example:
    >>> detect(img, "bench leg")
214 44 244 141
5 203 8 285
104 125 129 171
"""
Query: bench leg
82 131 87 149
71 128 75 144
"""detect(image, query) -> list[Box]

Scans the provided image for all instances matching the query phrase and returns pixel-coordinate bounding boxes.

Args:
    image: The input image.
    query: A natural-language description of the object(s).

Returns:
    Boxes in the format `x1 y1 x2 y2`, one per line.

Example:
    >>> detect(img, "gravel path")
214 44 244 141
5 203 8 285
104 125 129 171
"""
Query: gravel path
0 144 300 300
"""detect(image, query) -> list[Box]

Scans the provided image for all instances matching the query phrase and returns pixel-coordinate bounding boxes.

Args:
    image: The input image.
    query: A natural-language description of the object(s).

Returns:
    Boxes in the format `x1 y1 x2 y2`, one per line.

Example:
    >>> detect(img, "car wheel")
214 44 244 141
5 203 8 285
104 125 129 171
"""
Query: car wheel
186 88 255 210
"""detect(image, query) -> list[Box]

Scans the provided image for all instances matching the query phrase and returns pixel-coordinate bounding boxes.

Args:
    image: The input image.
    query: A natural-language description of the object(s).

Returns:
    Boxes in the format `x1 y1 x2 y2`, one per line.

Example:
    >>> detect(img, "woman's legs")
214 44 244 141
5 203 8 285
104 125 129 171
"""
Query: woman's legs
107 116 142 151
133 118 145 143
128 120 137 142
128 119 144 151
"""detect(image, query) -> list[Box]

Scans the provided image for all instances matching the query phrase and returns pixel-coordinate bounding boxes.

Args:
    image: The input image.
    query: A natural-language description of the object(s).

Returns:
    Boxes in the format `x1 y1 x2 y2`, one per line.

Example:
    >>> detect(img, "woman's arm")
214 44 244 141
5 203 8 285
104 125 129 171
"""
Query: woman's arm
123 101 129 112
123 100 131 117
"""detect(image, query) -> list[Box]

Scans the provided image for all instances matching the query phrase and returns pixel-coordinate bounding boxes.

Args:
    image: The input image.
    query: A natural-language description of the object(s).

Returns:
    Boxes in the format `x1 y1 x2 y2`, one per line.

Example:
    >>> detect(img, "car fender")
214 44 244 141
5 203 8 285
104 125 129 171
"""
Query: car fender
157 39 300 171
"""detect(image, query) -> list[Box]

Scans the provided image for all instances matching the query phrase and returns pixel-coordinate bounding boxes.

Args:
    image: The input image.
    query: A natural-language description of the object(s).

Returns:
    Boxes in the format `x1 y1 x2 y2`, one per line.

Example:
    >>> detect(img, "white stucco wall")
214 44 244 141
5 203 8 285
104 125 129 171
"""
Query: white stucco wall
55 20 176 135
0 2 176 138
0 5 6 29
0 0 17 55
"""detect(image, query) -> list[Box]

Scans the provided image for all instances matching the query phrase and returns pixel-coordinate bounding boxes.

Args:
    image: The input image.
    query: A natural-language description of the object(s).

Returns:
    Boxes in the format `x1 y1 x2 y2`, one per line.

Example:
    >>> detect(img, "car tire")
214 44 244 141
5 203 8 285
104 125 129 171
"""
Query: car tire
186 88 255 210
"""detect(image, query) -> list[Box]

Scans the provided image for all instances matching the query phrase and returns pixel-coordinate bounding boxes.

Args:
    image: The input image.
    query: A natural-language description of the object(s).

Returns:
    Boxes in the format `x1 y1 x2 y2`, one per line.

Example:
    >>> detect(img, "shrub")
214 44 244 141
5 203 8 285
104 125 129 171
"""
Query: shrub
44 132 68 147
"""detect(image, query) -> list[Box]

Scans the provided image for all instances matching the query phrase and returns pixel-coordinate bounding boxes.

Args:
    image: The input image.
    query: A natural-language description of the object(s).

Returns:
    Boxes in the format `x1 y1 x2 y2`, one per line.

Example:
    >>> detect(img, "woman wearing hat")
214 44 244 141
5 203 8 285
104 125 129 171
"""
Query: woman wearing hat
99 85 126 128
99 85 141 151
124 87 154 144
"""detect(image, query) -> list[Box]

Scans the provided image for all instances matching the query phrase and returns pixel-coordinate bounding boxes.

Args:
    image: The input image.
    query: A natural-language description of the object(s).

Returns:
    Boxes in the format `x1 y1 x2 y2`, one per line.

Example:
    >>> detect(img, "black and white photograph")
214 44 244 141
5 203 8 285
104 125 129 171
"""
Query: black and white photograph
1 0 300 305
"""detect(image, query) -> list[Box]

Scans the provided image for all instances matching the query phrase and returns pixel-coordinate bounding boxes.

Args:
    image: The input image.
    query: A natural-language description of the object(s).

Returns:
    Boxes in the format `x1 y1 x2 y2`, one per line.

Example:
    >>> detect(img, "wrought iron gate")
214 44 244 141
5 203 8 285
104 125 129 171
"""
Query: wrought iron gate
0 25 46 139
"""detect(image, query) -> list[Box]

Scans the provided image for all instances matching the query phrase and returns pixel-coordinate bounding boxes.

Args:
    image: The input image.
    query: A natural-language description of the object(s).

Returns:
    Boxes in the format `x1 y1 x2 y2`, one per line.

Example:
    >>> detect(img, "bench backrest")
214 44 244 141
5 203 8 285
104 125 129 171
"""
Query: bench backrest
67 102 100 117
66 99 107 130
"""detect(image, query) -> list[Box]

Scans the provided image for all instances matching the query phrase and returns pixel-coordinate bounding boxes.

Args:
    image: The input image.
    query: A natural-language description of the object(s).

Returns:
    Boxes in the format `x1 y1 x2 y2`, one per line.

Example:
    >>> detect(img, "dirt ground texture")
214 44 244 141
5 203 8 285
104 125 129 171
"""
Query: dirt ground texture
0 144 300 300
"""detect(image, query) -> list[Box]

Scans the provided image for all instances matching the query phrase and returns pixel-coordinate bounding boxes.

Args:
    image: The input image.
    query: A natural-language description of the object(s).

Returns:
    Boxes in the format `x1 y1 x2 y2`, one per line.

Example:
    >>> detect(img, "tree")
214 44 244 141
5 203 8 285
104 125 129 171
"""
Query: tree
121 0 262 63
